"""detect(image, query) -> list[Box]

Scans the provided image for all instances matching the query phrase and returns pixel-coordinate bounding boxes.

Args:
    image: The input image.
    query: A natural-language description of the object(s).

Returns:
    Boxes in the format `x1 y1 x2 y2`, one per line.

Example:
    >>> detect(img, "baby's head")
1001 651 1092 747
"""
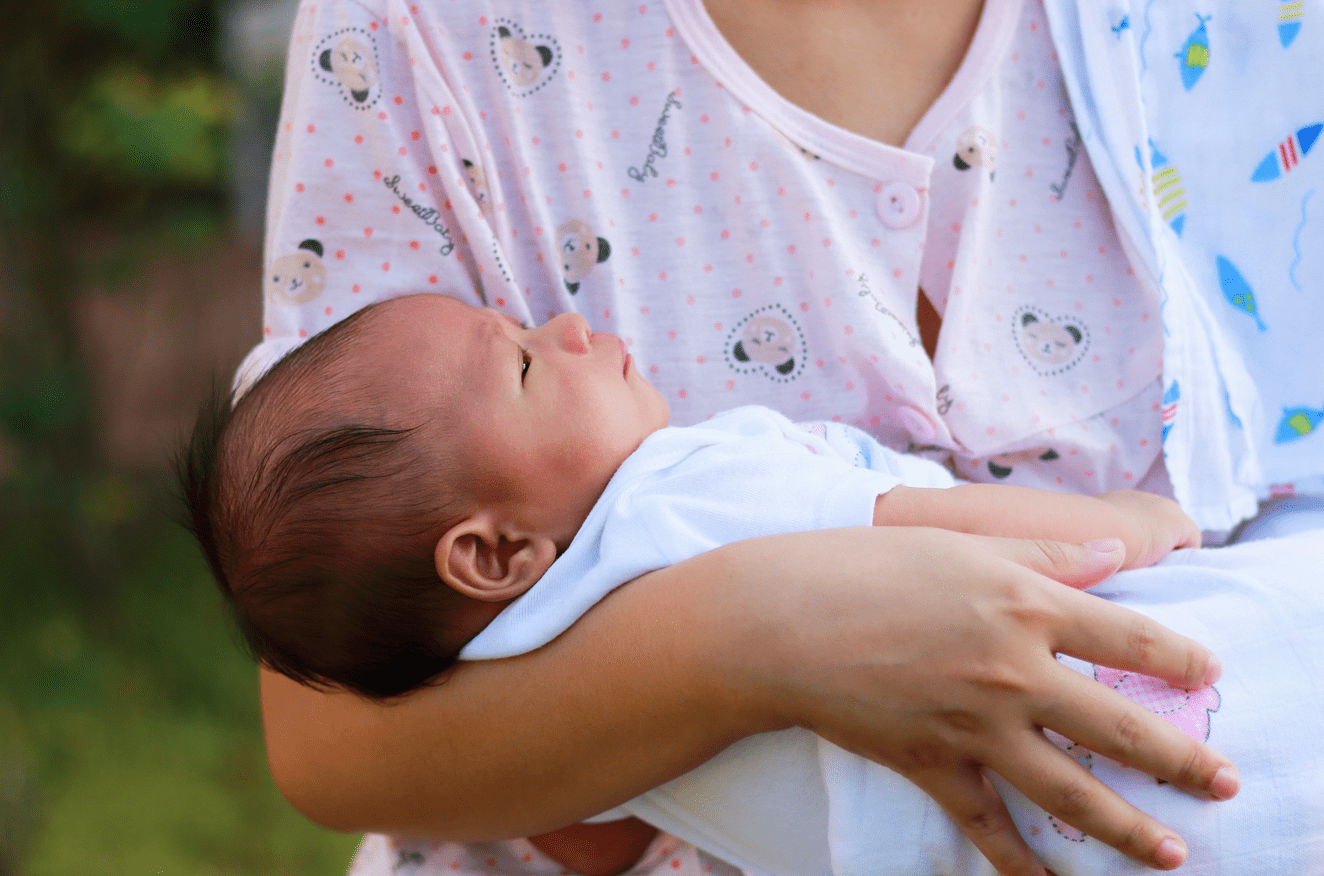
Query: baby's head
183 294 668 698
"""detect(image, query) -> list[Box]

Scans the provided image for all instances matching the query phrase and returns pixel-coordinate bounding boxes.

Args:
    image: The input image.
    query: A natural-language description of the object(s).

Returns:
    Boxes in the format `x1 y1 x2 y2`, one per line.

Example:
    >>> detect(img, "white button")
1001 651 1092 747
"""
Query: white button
876 181 922 229
897 405 937 441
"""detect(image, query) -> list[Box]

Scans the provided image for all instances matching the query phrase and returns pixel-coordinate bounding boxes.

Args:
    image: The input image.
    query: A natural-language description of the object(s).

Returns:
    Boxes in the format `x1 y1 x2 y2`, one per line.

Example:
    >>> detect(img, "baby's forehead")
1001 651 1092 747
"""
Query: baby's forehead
345 293 491 385
371 292 481 324
353 294 463 344
375 293 523 341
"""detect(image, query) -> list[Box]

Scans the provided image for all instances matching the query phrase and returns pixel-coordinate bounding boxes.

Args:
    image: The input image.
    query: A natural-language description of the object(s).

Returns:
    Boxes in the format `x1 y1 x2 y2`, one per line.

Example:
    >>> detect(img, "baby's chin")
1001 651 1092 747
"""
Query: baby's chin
644 388 671 431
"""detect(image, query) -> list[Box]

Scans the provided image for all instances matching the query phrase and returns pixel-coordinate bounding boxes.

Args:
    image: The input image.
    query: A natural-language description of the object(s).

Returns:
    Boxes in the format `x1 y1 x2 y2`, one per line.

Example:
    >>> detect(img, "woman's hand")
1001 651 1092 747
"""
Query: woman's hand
728 528 1235 875
261 527 1235 876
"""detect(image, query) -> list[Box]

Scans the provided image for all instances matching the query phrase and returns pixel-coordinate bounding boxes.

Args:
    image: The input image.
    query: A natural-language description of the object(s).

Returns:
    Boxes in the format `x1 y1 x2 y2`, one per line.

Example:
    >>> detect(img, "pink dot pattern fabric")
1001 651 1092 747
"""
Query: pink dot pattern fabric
348 832 741 876
246 0 1166 498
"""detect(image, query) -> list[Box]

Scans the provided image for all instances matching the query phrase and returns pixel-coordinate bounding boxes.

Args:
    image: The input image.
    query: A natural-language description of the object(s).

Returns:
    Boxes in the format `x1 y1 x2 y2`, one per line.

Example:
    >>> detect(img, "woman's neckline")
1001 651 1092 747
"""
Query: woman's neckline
664 0 1025 174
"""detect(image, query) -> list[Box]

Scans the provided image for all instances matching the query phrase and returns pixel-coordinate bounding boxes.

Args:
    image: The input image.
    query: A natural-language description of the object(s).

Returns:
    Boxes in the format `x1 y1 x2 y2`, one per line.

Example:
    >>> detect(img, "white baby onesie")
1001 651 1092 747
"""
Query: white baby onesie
461 410 1324 875
462 406 954 661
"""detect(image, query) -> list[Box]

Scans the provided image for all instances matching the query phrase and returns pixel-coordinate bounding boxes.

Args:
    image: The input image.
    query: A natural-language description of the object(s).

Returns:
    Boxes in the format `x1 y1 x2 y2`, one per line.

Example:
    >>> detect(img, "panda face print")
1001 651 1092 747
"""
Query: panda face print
500 32 550 86
1021 318 1079 364
267 239 327 306
953 126 997 179
1013 306 1089 375
330 38 375 93
986 448 1060 479
556 219 611 294
737 316 796 368
726 305 806 382
313 29 379 108
490 22 560 95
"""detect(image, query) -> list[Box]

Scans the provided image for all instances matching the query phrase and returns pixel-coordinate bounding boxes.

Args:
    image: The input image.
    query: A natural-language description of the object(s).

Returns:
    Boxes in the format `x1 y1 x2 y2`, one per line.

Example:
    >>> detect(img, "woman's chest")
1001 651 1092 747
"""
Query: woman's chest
411 0 1164 490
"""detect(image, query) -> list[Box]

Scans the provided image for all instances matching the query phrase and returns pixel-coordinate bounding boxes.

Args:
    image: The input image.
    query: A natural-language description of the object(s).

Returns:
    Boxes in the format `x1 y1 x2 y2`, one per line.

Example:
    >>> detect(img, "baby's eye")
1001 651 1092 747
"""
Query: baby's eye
520 348 531 381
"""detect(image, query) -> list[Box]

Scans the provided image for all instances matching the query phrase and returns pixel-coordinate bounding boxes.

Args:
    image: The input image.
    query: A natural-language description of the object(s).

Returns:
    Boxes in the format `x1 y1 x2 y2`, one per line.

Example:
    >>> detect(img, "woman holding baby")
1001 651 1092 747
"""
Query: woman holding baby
241 0 1324 874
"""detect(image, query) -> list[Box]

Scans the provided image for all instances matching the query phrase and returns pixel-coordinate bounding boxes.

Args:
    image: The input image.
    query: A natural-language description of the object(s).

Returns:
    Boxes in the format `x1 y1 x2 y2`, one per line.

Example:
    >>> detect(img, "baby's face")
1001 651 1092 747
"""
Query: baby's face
361 295 670 548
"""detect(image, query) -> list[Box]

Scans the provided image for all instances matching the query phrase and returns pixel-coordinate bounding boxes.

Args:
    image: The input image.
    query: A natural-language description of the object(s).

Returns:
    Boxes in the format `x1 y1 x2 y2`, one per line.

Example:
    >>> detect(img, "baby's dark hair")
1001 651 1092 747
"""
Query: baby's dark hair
180 301 479 699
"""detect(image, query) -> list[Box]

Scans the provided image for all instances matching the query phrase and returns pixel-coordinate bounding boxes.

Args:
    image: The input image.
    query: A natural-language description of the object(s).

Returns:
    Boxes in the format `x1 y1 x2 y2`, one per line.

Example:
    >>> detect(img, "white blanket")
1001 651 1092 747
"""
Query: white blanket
624 531 1324 876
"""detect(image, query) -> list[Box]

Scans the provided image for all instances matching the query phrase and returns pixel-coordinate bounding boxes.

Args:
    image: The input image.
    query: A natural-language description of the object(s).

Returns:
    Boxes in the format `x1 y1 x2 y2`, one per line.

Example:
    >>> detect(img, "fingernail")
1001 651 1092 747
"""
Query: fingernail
1155 836 1186 868
1204 653 1223 686
1211 766 1240 800
1085 537 1123 554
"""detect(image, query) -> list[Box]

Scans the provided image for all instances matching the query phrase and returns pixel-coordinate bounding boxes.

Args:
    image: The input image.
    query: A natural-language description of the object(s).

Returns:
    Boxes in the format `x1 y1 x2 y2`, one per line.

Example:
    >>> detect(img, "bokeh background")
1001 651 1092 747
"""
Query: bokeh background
0 0 362 872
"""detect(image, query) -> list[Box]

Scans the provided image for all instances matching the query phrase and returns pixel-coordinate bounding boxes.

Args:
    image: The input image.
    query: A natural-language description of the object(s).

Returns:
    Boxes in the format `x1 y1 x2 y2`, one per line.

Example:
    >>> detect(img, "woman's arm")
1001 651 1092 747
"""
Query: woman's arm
874 485 1203 569
260 540 760 839
261 526 1236 876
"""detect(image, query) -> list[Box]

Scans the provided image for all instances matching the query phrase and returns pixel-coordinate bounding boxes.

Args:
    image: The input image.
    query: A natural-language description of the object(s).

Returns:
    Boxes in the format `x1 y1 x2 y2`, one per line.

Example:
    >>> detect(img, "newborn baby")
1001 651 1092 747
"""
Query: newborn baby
185 294 1324 875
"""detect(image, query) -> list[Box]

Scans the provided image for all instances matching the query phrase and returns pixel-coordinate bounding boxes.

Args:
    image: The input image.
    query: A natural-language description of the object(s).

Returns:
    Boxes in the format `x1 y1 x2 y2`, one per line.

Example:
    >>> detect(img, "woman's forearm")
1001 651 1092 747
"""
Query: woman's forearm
260 526 1235 876
260 539 775 838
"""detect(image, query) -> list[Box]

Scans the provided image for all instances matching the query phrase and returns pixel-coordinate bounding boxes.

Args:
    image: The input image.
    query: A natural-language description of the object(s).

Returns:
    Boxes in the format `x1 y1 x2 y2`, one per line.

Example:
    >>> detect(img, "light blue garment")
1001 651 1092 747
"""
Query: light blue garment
1044 0 1324 529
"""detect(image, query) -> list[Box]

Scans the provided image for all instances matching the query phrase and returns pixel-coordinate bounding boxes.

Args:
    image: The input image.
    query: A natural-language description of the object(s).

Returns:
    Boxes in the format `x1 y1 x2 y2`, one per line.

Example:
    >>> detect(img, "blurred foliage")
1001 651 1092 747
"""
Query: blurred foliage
58 65 232 187
0 505 363 875
0 1 363 872
0 0 232 462
0 0 234 522
0 4 232 637
0 0 232 225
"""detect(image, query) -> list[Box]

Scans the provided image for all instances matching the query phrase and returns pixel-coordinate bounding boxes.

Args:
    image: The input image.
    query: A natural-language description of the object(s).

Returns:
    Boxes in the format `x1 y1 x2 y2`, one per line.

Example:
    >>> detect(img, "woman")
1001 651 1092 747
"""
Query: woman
244 0 1322 873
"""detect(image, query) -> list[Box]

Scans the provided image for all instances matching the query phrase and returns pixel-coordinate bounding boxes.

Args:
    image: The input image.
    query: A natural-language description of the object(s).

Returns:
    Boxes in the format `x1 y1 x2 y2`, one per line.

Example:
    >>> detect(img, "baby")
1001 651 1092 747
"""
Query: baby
186 293 1197 697
185 293 1324 875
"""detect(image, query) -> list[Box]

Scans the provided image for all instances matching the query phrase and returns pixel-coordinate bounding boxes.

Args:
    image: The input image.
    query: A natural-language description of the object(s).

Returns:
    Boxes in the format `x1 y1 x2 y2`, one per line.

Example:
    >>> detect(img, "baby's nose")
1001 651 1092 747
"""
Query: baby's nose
549 312 591 353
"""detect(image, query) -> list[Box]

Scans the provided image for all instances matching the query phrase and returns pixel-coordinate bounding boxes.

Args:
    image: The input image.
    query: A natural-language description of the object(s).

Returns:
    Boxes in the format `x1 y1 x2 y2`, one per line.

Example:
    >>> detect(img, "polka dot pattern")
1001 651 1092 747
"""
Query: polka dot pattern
260 0 1165 495
346 834 743 876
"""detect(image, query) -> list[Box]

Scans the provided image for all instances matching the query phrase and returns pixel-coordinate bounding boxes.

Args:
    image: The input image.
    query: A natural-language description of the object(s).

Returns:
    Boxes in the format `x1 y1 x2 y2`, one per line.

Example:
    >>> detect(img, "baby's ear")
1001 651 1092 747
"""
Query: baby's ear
436 512 556 601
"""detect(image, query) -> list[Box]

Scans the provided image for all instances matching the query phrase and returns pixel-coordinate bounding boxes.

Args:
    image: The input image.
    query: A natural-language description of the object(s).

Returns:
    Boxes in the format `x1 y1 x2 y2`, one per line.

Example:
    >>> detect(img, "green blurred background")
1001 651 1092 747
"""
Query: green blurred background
0 0 362 872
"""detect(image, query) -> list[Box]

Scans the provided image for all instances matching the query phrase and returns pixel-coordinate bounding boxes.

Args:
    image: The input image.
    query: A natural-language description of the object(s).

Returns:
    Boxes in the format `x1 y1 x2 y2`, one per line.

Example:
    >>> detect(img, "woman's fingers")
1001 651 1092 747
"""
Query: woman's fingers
910 763 1049 876
1051 583 1222 692
1034 656 1239 802
988 729 1189 869
991 536 1222 693
1009 550 1238 802
744 529 1238 873
912 534 1237 866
